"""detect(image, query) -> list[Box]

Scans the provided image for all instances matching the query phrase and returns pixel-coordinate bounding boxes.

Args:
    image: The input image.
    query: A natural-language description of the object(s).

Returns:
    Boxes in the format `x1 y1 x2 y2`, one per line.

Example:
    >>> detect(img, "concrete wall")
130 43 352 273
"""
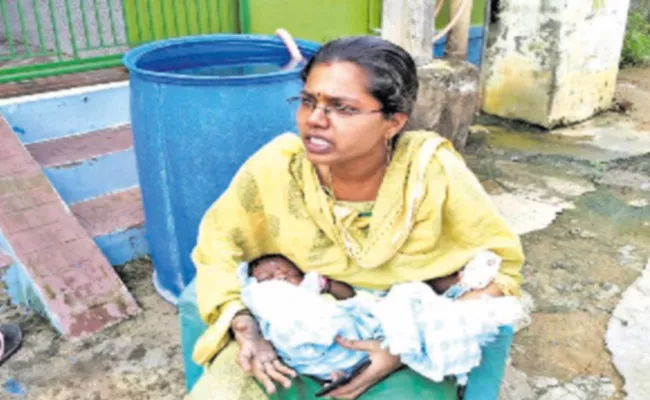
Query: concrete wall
482 0 630 128
2 0 127 57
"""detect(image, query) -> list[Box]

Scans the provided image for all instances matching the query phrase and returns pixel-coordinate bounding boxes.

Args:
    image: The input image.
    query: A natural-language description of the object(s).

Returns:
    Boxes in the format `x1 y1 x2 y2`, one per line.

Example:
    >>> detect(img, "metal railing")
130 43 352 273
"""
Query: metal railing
0 0 236 83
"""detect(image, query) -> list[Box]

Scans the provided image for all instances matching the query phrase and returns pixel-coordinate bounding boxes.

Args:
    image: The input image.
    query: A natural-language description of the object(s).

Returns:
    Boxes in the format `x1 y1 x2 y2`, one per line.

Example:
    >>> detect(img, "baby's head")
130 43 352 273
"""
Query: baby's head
248 254 303 285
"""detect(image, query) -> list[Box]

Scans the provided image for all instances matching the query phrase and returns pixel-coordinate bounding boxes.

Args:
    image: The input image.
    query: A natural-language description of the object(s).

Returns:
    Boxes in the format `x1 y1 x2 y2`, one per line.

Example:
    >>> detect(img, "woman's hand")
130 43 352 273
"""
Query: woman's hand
231 314 296 394
325 337 402 399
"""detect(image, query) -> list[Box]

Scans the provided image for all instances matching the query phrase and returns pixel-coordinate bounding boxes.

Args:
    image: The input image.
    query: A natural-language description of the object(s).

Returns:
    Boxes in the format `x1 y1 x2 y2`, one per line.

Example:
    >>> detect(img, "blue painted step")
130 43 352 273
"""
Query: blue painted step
24 125 147 266
0 84 129 145
25 125 139 205
70 187 149 266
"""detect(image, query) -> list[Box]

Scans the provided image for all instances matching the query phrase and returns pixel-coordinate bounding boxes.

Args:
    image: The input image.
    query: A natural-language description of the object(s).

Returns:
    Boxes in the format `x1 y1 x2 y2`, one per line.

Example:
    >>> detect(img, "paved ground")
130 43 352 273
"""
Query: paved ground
0 67 649 399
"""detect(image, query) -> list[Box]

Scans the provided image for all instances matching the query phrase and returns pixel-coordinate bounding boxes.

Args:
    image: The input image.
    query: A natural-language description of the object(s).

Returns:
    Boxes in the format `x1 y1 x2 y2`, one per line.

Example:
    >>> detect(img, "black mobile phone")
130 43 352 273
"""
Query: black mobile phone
315 359 372 398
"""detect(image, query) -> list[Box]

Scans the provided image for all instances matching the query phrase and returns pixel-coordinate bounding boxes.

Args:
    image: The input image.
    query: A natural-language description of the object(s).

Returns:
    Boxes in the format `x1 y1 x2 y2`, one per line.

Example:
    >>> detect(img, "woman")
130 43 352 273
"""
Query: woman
188 36 524 400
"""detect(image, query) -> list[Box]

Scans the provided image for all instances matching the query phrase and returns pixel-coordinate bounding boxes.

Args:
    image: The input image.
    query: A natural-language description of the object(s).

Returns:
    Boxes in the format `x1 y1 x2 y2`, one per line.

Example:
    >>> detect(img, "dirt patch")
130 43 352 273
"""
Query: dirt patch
0 260 185 400
615 68 650 127
512 312 621 384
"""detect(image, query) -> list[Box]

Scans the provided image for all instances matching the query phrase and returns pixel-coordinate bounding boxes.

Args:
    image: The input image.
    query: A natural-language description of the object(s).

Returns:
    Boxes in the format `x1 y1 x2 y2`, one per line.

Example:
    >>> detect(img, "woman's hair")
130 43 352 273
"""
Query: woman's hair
300 36 419 118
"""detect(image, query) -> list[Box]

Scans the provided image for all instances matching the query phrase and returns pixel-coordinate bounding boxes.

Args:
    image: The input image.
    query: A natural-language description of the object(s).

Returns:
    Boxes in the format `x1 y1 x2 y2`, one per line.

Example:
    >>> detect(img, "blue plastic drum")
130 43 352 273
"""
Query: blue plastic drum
124 34 320 303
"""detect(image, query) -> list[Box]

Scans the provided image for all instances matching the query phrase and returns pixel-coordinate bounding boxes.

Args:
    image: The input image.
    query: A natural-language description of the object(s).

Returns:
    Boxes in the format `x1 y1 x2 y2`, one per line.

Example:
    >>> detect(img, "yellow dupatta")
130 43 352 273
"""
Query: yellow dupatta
191 130 524 365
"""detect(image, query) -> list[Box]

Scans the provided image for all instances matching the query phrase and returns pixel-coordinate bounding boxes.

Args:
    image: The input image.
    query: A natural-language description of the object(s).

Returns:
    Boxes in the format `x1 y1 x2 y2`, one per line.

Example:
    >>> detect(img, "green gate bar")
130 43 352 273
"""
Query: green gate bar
0 0 485 85
0 0 238 83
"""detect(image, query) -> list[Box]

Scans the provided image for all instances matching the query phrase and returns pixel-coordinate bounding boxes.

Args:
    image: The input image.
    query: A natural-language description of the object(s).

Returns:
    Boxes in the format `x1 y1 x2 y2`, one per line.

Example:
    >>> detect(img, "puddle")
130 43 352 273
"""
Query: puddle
478 110 650 163
484 127 630 162
574 189 650 236
553 115 650 158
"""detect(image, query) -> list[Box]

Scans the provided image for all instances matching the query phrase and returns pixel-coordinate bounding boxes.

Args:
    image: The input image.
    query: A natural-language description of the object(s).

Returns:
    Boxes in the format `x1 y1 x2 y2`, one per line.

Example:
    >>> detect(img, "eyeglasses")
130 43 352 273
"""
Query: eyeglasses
287 94 383 118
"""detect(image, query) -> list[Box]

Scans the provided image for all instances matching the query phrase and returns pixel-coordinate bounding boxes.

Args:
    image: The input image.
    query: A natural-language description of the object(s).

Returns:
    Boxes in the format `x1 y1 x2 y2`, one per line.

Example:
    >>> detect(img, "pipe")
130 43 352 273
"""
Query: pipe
275 28 305 70
432 0 470 44
435 0 446 18
443 0 473 60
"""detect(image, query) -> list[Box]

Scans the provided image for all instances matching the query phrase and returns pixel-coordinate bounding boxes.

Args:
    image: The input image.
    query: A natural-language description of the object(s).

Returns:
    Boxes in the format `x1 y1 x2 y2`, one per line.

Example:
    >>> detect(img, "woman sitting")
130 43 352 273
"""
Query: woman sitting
187 36 524 400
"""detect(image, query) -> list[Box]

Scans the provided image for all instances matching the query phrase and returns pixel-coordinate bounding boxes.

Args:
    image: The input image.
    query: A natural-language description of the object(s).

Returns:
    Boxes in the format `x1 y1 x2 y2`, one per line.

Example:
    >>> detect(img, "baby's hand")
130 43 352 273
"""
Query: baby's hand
324 277 356 300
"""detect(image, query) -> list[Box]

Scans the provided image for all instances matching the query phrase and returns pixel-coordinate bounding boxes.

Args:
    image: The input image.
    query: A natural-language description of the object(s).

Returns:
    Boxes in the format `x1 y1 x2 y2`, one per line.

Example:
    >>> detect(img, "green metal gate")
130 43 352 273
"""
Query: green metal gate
0 0 237 83
0 0 382 84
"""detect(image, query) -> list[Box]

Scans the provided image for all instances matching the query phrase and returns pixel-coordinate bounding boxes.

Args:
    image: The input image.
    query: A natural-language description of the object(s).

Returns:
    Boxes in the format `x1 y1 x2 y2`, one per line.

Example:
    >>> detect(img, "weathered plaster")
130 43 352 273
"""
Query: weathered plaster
482 0 630 128
606 260 650 400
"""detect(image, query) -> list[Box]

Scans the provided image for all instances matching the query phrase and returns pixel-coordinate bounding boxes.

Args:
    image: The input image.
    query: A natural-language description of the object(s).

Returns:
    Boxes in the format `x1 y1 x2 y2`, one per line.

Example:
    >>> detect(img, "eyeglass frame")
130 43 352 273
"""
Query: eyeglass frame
287 93 385 118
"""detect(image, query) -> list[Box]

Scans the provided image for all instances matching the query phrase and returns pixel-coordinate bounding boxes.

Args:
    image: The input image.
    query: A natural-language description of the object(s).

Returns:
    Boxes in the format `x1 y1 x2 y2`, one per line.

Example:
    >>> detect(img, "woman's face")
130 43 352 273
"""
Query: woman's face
296 62 407 166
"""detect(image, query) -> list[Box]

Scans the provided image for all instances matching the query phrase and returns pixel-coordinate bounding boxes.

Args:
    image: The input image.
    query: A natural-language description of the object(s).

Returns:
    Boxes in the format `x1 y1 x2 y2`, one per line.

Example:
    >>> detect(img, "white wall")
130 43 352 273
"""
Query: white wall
482 0 631 128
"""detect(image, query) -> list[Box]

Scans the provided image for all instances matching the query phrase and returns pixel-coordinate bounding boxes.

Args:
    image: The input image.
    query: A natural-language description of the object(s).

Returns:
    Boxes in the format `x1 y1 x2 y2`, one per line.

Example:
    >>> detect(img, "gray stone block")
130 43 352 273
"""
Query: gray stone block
407 59 480 151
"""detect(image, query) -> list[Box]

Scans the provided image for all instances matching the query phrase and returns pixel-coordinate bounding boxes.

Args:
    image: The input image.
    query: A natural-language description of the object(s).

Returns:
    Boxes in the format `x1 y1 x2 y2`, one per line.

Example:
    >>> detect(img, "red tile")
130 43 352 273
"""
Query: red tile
0 155 36 177
71 188 144 237
0 185 60 212
0 202 63 234
10 222 76 255
0 251 13 269
23 247 70 278
26 125 133 168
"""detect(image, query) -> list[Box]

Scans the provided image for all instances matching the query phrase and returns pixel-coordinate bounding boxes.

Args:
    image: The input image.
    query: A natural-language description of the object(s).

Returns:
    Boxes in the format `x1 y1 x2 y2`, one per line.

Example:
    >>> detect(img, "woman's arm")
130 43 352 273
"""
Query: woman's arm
192 176 298 393
435 145 525 297
192 136 305 392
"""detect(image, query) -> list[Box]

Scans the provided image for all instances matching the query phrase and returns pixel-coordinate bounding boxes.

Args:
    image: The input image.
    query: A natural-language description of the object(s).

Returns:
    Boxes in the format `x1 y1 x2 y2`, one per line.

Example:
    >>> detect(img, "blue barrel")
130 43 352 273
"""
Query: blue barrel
124 35 320 303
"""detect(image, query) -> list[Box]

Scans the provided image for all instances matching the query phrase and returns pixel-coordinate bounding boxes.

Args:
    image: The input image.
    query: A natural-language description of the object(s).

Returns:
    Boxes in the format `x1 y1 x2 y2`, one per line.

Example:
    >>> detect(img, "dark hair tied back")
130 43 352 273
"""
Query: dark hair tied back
300 36 419 118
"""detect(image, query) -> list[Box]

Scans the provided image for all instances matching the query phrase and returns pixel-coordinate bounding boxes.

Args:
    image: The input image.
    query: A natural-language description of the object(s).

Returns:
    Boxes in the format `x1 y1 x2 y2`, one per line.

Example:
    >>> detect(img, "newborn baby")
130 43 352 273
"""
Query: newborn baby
239 255 379 380
248 254 356 300
239 252 524 384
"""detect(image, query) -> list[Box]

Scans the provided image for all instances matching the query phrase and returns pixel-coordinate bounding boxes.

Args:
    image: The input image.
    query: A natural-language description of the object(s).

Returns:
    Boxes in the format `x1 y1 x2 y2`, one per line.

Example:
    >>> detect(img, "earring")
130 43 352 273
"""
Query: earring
385 138 393 165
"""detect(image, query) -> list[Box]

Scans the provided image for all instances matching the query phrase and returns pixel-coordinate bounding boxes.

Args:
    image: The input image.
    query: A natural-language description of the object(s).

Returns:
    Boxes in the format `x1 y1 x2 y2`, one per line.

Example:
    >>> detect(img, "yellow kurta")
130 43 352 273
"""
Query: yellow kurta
191 130 524 367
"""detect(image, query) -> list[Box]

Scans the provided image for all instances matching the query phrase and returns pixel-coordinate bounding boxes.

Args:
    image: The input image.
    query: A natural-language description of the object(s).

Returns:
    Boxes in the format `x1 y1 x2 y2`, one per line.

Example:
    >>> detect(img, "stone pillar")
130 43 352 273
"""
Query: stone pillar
382 0 479 150
482 0 631 128
445 0 474 60
381 0 436 65
407 59 480 150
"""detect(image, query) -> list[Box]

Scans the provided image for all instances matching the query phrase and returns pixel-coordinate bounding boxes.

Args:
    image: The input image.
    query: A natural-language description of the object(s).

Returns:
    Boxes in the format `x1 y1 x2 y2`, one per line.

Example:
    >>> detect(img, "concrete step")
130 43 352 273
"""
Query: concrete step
23 125 139 204
26 125 132 168
0 83 129 144
70 187 148 266
0 117 140 339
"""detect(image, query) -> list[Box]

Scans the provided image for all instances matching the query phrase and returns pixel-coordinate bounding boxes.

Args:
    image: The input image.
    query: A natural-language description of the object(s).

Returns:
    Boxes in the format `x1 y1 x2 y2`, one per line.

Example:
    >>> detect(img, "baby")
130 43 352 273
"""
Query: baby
247 254 356 300
239 252 524 385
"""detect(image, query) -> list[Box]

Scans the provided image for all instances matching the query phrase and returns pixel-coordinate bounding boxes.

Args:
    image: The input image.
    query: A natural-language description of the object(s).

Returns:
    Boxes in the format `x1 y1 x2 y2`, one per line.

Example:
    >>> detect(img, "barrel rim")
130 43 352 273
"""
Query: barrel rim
123 34 321 86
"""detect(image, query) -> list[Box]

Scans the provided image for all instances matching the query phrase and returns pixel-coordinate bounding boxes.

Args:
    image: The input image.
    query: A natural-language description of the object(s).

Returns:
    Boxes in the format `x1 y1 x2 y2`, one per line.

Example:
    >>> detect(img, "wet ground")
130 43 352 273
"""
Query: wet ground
1 67 649 399
469 66 650 400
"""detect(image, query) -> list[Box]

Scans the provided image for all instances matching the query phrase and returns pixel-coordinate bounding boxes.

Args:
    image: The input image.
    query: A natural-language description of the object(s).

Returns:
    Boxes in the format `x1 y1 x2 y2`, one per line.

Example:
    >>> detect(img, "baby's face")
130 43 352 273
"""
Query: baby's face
252 258 303 285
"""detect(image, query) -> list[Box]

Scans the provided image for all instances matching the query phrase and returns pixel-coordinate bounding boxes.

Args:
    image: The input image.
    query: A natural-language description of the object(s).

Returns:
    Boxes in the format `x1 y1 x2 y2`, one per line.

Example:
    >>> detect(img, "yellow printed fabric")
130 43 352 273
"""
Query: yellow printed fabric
191 130 524 367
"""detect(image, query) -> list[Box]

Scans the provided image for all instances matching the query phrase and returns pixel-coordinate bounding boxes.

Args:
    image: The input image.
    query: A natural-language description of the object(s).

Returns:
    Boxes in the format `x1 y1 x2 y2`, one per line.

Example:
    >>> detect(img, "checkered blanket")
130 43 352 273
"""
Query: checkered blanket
237 263 523 384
